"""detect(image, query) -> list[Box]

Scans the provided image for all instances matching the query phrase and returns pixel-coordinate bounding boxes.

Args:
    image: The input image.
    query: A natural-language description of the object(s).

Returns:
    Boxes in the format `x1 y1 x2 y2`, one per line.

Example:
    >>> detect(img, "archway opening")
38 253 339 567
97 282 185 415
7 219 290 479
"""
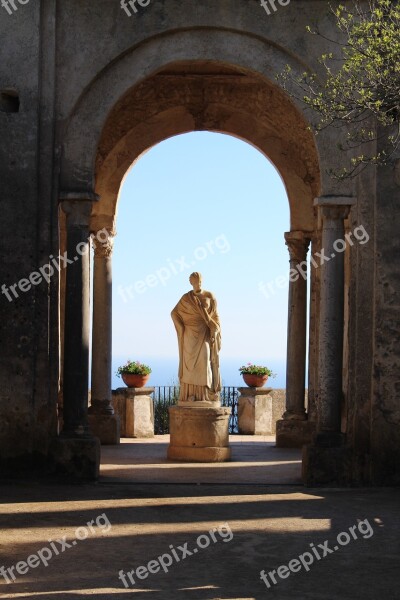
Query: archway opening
59 57 321 482
113 131 289 395
94 130 307 484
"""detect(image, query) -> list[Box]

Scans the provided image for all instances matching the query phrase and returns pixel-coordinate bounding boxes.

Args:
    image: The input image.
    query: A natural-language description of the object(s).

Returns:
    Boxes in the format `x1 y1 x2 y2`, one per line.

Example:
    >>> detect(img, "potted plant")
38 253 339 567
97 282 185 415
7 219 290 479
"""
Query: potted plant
239 363 276 388
117 360 152 388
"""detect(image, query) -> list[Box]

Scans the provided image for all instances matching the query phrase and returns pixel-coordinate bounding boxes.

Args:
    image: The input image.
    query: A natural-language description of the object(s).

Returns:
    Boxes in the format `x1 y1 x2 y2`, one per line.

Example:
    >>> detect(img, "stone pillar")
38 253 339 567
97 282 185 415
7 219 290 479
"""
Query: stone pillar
303 196 356 486
276 231 315 448
238 387 273 435
125 387 155 438
50 196 100 480
307 230 322 423
283 231 310 419
88 230 120 445
313 197 356 442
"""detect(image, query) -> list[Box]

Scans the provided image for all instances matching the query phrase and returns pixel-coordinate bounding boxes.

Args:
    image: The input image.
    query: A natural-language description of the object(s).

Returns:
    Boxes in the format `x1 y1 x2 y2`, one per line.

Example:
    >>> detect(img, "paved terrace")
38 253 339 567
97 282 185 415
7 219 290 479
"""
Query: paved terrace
0 437 398 599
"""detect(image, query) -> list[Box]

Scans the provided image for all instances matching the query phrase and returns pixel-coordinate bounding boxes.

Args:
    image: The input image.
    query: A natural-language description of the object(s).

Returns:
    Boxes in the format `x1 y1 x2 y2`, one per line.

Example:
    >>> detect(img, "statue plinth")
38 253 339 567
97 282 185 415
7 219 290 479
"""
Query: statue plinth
167 405 231 462
178 400 220 408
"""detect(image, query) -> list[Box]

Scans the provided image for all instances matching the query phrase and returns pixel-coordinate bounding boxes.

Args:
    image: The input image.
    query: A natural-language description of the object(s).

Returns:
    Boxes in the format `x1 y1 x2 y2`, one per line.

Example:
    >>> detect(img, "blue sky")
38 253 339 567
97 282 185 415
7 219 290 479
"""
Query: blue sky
111 132 291 384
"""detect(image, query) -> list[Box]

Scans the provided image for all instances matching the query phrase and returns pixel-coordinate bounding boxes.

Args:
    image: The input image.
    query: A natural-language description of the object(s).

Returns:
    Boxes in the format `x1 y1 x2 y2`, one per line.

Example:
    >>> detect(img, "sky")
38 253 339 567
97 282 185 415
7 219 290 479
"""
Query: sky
111 132 291 386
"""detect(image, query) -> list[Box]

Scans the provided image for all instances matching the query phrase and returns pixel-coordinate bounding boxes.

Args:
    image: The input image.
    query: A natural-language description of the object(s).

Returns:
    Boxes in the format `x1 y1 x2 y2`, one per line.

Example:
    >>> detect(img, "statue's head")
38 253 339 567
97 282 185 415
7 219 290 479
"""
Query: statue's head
189 272 202 293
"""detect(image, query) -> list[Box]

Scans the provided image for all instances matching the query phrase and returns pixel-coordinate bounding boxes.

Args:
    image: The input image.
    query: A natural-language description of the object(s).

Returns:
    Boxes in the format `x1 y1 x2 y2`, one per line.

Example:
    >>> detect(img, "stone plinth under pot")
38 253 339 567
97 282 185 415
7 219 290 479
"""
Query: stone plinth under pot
238 387 273 435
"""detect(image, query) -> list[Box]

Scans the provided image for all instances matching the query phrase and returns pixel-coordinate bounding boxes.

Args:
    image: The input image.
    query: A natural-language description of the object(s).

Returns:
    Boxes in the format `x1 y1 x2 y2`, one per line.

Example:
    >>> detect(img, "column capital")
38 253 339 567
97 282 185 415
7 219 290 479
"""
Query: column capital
314 196 356 221
92 231 115 258
61 199 93 227
284 231 311 263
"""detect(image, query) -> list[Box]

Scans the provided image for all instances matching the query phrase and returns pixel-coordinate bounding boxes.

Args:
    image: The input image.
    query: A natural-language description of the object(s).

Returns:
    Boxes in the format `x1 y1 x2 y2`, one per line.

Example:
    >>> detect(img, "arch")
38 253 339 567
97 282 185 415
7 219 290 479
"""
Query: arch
60 28 321 231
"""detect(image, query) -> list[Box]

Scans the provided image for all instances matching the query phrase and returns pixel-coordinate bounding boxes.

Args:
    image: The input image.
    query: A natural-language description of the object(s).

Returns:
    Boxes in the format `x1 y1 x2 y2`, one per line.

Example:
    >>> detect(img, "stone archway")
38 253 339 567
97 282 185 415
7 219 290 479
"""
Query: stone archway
88 59 320 448
57 28 353 481
93 61 319 230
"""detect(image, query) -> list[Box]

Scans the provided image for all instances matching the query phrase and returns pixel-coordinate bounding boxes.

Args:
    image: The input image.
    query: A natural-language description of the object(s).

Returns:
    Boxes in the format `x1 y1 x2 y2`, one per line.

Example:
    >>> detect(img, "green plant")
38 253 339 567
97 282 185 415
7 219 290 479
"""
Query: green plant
279 0 400 178
116 360 152 377
239 363 276 377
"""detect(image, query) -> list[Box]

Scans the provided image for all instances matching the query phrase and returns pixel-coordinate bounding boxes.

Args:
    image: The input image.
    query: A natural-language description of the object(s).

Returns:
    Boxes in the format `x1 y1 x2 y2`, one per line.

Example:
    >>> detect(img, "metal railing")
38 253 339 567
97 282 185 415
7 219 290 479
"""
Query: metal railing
152 386 239 434
221 386 239 434
153 386 179 435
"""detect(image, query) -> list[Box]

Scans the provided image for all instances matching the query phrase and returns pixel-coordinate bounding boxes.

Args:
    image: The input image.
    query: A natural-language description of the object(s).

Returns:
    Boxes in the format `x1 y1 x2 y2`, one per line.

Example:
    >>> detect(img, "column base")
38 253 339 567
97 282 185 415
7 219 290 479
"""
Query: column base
168 405 231 463
88 414 120 445
276 419 316 448
302 433 350 486
49 435 100 480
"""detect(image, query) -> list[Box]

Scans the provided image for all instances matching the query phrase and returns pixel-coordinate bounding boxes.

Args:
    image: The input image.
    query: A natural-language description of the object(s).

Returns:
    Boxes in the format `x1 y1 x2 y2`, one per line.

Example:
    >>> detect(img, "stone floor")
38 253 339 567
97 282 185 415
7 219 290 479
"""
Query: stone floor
0 437 399 599
100 435 302 485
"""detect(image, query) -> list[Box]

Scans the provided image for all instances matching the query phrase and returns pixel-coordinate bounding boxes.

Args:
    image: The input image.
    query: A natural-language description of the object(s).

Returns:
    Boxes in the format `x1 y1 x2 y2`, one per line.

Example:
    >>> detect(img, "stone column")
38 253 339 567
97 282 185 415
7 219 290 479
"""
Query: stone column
303 196 356 486
88 230 120 444
276 232 315 448
313 197 356 442
283 231 310 419
307 230 322 423
50 196 100 480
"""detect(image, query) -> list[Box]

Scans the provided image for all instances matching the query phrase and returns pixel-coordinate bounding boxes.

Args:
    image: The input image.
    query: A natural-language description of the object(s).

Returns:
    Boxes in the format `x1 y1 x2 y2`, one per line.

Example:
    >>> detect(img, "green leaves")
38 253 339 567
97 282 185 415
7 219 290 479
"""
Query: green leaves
239 364 276 377
116 360 152 376
279 0 400 178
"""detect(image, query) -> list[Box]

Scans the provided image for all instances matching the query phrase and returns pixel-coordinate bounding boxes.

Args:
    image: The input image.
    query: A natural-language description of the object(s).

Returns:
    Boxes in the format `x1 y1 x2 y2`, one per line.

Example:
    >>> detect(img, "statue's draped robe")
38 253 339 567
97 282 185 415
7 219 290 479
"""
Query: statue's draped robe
171 290 221 402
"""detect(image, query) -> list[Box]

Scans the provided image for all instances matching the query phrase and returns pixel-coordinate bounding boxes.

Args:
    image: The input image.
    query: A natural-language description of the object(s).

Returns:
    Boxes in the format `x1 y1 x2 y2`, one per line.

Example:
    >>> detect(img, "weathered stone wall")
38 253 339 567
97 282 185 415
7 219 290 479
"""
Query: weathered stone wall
1 0 398 484
0 1 58 472
370 155 400 485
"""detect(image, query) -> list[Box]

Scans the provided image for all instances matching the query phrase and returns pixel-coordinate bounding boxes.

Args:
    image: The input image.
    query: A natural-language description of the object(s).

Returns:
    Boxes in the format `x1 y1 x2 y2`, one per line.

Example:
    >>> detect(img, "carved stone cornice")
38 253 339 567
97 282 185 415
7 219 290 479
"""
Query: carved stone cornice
314 196 356 223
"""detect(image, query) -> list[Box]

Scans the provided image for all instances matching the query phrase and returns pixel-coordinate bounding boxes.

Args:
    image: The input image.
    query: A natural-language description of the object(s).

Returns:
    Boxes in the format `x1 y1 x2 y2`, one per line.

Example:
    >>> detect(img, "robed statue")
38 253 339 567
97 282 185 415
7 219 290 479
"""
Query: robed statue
171 272 222 403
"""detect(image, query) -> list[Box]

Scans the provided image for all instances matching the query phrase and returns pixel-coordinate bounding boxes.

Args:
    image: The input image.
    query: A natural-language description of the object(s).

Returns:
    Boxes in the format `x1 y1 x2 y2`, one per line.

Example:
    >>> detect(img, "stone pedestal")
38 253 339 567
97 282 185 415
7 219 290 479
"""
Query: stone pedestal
276 419 316 448
88 414 120 445
168 405 231 462
302 434 350 486
125 387 155 438
49 436 100 481
238 387 273 435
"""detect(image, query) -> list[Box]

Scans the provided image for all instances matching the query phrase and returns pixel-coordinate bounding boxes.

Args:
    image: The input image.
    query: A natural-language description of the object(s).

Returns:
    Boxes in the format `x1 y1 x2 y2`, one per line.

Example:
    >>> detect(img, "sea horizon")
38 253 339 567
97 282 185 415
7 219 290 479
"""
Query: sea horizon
111 356 287 390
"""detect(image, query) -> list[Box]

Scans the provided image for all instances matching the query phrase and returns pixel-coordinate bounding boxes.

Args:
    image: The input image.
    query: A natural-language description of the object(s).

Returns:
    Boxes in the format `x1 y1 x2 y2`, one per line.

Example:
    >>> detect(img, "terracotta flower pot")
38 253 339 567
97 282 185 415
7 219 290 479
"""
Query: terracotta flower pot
121 373 150 388
242 373 269 388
